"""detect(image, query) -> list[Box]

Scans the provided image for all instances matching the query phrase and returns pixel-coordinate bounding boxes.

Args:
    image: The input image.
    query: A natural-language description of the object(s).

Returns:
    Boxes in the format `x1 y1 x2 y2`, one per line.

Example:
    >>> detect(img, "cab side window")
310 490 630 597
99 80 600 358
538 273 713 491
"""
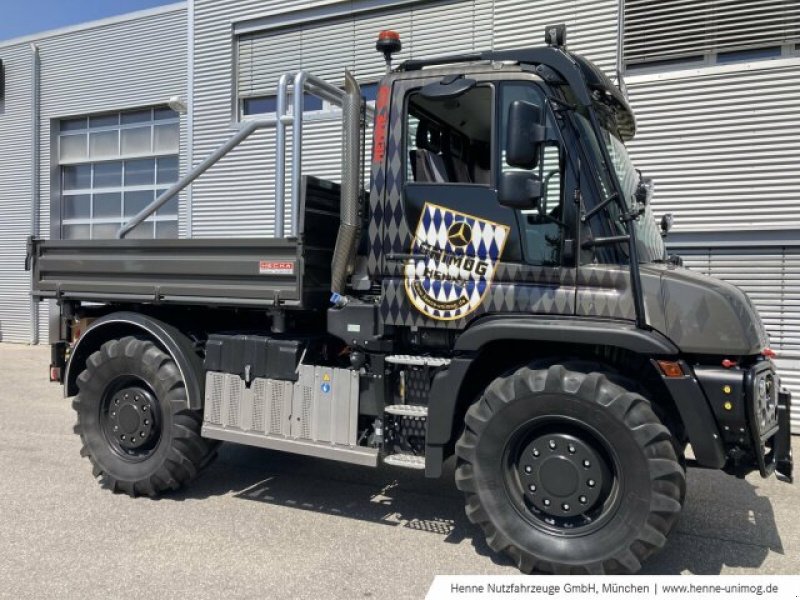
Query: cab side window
405 86 492 185
500 83 566 267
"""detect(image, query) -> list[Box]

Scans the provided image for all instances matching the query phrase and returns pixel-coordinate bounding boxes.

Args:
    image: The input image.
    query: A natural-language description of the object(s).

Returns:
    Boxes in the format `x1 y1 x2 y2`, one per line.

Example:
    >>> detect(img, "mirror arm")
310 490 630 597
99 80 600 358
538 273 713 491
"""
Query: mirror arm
581 234 630 249
581 192 618 223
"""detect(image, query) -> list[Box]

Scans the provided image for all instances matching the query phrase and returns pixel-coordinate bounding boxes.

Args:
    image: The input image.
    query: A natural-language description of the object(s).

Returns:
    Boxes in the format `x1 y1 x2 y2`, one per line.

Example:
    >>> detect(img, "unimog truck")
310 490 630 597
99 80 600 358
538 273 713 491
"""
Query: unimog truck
27 26 792 574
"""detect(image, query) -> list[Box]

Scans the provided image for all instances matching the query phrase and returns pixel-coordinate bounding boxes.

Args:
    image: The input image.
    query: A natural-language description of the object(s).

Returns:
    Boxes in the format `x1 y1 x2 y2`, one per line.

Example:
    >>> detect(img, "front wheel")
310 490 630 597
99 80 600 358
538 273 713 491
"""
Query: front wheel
455 364 685 574
72 336 216 497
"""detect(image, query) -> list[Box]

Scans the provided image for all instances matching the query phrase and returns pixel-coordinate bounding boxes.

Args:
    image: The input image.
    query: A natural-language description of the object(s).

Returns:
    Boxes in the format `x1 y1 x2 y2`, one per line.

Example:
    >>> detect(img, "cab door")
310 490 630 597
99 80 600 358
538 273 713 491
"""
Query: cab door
378 77 577 329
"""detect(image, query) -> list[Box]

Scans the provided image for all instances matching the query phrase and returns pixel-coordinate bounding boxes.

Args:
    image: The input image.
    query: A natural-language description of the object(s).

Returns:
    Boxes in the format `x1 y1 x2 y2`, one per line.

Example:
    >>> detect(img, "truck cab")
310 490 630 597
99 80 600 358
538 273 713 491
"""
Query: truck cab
28 26 792 575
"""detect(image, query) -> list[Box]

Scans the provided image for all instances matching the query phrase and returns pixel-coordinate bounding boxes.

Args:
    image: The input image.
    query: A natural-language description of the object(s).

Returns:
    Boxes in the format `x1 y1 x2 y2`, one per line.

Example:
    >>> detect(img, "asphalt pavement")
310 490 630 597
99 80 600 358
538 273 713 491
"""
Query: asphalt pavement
0 343 797 599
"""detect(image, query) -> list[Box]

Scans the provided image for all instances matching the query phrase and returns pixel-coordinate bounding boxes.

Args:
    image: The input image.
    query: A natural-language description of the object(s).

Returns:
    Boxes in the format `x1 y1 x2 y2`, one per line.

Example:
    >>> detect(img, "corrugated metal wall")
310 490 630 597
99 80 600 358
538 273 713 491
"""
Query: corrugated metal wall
0 44 34 342
0 5 188 343
191 0 619 237
626 61 800 231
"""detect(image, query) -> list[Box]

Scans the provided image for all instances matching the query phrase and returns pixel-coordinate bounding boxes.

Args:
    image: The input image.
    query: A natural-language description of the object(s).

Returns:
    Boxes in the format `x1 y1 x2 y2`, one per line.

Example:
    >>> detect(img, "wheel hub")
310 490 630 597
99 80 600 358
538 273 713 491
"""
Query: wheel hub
106 387 157 451
517 432 605 518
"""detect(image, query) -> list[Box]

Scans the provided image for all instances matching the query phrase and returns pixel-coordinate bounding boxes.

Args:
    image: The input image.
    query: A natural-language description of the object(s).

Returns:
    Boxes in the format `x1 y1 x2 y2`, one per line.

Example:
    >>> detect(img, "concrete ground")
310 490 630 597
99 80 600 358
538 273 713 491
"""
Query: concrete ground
0 343 797 599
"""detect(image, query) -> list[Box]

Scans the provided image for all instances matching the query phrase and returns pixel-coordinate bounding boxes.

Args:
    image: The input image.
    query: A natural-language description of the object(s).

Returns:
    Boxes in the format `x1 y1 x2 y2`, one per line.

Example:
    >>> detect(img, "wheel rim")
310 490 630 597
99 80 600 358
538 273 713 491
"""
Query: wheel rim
503 417 621 535
101 379 161 460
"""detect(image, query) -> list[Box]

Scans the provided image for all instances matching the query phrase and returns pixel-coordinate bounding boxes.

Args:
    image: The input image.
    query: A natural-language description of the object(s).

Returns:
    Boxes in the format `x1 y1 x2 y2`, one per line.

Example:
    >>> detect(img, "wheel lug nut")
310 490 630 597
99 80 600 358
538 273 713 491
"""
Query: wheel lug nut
144 420 149 426
120 435 126 440
543 499 551 507
588 479 596 487
548 440 556 450
532 449 539 457
140 432 146 438
113 426 118 432
568 444 576 454
124 394 129 400
114 399 119 405
562 503 570 511
524 465 532 474
583 460 591 468
579 495 587 504
528 484 536 492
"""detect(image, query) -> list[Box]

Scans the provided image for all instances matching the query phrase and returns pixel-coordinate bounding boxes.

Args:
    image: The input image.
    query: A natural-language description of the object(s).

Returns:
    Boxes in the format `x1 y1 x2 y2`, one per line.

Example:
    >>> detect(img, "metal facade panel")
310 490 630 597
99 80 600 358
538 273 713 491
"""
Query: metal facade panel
624 0 800 65
493 0 619 75
626 61 800 232
0 44 34 342
0 6 187 343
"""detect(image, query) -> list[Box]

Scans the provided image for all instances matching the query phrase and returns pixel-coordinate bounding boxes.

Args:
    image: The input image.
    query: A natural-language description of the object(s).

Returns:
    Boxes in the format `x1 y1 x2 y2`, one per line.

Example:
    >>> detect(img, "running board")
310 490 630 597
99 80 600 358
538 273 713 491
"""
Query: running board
202 424 379 467
385 355 451 367
383 453 426 469
385 404 428 417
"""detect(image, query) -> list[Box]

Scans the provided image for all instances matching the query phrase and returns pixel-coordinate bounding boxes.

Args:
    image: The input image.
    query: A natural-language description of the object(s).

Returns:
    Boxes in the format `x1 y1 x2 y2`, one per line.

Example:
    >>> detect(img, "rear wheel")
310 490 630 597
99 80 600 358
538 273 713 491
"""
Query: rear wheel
72 336 215 497
455 364 685 574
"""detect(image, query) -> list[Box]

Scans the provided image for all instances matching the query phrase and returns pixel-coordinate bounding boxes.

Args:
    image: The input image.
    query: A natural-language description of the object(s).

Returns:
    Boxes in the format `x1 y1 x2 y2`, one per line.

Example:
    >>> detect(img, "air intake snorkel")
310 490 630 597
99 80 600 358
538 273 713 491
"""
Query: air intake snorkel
330 71 362 307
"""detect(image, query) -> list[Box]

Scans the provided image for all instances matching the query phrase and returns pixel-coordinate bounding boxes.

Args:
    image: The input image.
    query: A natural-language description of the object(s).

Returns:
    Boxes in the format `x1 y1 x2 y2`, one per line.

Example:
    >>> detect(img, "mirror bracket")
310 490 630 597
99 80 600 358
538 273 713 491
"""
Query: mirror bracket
499 171 542 210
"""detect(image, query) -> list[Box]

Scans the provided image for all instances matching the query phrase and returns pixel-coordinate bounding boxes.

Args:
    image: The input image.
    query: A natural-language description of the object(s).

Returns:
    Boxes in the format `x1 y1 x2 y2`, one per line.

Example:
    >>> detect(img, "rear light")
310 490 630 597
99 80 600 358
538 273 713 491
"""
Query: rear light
656 360 684 378
49 366 61 382
762 348 777 359
721 358 737 368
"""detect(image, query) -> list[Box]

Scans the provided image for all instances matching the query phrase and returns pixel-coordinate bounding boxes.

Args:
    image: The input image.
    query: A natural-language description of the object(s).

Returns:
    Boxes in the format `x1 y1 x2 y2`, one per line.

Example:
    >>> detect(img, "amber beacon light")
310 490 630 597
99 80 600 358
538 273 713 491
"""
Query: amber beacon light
376 30 402 73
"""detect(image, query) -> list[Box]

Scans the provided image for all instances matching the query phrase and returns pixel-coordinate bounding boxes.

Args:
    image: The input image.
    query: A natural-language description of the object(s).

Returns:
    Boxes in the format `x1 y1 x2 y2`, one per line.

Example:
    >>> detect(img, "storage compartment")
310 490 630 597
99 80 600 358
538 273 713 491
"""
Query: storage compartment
205 334 305 382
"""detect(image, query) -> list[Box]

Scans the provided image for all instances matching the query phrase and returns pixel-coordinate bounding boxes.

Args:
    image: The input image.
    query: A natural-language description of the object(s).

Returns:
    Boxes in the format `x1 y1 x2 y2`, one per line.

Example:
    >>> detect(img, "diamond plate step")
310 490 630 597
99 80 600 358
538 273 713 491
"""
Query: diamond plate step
385 355 451 367
385 404 428 417
383 453 426 469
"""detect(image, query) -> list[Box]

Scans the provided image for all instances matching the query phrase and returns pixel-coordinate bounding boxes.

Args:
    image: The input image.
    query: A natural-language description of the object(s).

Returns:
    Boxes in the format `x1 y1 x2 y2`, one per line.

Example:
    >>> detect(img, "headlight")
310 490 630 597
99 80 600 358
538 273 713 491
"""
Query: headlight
754 372 779 435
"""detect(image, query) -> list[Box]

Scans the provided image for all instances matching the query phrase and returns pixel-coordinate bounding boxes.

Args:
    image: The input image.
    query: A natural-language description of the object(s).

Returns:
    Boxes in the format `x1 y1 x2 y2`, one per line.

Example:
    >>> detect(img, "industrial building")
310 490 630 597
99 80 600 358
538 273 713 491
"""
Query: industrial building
1 0 798 428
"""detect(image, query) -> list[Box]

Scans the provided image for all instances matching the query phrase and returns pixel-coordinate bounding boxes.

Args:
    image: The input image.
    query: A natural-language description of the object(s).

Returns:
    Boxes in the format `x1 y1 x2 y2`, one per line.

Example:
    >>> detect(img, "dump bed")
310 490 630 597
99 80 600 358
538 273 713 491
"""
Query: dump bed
28 176 340 310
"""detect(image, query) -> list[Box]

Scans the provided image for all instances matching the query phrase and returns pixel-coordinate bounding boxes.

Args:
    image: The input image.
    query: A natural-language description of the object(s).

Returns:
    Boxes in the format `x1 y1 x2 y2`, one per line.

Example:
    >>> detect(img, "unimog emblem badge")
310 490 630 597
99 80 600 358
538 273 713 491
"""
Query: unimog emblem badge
405 202 509 321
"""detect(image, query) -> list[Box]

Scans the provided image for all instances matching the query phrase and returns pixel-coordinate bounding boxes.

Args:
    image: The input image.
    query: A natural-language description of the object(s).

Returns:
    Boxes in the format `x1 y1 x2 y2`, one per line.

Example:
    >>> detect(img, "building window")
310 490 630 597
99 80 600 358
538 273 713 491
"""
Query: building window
241 93 324 117
624 0 800 72
58 107 180 239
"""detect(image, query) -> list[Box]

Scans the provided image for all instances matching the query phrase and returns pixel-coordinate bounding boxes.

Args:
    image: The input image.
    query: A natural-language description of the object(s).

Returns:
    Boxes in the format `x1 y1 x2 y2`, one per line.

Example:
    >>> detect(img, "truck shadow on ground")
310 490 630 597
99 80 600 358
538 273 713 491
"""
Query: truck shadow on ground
170 444 783 574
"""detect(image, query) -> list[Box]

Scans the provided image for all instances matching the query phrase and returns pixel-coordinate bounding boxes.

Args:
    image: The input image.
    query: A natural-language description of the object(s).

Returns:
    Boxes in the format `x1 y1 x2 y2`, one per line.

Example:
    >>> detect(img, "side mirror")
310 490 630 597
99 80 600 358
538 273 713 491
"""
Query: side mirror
660 213 673 237
635 176 654 205
506 100 546 169
499 171 542 210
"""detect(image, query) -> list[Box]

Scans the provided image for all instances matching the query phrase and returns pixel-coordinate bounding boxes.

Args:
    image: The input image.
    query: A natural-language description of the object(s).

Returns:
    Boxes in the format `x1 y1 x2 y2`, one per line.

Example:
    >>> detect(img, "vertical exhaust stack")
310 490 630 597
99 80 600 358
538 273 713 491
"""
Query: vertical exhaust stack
330 71 362 305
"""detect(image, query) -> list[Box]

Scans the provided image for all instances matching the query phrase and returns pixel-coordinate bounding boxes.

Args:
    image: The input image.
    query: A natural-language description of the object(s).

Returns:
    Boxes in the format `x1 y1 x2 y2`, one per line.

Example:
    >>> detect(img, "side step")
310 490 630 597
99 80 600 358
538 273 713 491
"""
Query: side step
385 355 451 367
383 453 425 469
202 424 379 467
385 404 428 417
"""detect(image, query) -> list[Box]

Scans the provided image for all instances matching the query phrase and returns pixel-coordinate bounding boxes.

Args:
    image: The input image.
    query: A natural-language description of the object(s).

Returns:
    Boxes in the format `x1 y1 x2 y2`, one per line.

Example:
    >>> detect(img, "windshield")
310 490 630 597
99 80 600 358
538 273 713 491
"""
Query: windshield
576 105 666 264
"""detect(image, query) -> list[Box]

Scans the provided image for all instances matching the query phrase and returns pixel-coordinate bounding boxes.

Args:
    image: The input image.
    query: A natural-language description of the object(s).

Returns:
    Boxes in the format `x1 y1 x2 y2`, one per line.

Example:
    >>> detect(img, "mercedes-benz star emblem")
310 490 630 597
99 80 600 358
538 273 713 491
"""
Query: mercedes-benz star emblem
447 220 473 248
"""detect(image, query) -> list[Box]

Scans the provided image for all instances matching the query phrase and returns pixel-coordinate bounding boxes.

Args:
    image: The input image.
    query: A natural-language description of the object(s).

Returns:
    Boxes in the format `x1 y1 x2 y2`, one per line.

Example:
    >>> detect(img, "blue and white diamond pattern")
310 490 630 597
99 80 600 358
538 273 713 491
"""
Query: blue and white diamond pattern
404 202 509 321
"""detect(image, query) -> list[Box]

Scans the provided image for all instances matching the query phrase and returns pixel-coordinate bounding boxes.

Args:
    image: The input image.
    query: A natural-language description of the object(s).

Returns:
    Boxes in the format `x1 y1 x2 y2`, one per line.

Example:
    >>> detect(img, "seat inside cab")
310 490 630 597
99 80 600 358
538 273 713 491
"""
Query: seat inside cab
407 86 492 185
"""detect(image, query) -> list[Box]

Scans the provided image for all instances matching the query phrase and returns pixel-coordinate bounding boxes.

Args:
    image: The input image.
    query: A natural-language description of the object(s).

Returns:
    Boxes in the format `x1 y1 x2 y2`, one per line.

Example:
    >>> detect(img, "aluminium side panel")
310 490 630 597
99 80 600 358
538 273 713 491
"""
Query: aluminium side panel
0 43 34 342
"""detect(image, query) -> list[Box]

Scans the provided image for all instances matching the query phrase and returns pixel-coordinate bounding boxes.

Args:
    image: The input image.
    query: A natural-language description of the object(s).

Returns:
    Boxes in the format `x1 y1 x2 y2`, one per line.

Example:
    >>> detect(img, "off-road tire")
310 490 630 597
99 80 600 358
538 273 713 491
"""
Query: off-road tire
72 336 215 497
455 364 685 574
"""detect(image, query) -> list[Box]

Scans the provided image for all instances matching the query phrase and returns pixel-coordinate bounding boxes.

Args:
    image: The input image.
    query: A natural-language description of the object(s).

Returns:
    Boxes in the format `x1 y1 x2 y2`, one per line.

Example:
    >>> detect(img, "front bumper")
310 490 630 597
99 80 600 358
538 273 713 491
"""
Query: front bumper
695 361 793 482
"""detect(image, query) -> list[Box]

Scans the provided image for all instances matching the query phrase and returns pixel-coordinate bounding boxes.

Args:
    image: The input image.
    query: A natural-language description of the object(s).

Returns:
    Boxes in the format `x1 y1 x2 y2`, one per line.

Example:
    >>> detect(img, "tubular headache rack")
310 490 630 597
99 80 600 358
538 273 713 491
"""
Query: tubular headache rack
117 72 374 240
